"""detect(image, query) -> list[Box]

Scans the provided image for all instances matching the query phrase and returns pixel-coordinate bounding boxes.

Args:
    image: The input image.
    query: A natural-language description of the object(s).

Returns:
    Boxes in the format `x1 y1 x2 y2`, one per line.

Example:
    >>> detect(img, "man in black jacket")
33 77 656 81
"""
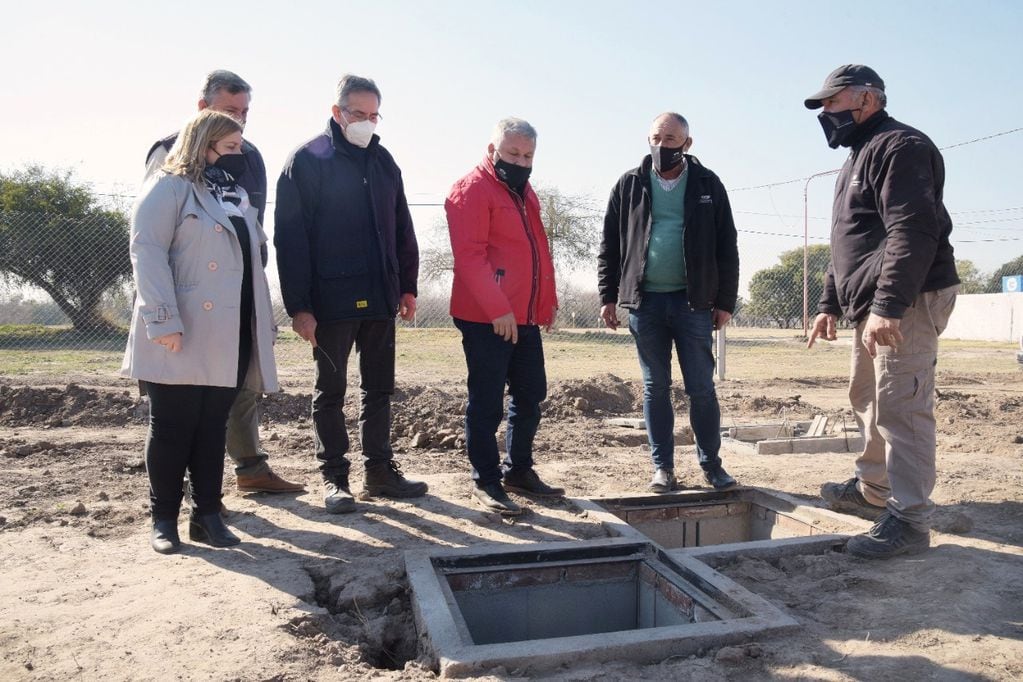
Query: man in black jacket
275 74 426 514
805 65 960 559
599 112 740 494
144 69 303 498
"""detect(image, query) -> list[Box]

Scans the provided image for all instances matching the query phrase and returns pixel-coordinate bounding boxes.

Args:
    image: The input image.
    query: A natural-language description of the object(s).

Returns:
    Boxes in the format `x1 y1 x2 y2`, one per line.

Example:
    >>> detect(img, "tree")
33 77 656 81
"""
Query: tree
0 166 131 333
954 259 987 294
419 184 600 284
984 254 1023 293
745 244 831 328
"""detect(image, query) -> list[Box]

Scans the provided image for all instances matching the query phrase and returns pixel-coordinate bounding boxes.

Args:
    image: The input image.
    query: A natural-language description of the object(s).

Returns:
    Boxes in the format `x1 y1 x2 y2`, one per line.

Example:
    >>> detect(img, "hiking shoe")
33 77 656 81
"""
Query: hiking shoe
846 511 930 559
473 483 523 516
703 466 737 490
324 479 356 514
650 469 676 494
363 461 428 498
237 468 305 493
502 468 565 497
821 478 885 520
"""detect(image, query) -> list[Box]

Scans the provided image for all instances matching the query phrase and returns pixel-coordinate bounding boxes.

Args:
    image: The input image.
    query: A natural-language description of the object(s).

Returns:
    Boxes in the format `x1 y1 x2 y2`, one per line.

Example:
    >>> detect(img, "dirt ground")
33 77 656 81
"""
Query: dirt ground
1 365 1021 680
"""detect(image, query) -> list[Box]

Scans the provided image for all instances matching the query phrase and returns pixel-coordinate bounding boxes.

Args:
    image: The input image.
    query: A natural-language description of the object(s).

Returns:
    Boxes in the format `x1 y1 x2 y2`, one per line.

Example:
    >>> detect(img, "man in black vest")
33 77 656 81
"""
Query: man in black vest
144 69 304 497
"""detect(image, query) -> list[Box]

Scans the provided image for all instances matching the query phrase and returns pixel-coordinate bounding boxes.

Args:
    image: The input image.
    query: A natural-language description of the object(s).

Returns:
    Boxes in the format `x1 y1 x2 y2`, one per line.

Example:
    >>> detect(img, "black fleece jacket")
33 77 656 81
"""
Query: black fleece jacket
819 110 959 323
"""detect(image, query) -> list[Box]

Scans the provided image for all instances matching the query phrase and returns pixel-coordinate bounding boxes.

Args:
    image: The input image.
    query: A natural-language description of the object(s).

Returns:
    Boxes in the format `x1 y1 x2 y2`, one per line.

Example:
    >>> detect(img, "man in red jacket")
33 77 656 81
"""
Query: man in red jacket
445 118 564 516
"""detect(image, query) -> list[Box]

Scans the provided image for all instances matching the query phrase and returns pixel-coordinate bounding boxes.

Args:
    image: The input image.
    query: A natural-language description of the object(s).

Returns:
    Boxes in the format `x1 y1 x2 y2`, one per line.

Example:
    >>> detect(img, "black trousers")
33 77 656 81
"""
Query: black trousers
312 319 396 481
144 382 239 519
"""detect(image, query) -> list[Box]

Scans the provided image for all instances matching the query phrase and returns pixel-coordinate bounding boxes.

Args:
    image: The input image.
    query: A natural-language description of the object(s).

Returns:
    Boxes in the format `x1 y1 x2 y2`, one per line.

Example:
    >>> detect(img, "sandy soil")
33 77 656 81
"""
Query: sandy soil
1 369 1021 680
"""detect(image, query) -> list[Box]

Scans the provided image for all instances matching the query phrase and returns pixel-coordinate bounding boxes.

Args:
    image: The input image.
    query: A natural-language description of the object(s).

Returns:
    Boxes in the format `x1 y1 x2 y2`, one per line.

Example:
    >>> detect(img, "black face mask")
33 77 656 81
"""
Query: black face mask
650 143 687 173
494 157 532 193
817 109 861 149
212 151 247 180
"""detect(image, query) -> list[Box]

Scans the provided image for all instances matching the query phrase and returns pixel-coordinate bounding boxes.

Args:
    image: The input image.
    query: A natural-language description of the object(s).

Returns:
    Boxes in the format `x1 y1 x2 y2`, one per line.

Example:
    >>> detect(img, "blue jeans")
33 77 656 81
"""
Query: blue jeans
454 318 547 487
628 290 722 473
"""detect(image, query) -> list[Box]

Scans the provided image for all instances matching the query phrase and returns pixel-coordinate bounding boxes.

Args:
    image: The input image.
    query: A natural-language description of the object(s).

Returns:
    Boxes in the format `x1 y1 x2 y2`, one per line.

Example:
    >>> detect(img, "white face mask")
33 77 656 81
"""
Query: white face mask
341 111 377 148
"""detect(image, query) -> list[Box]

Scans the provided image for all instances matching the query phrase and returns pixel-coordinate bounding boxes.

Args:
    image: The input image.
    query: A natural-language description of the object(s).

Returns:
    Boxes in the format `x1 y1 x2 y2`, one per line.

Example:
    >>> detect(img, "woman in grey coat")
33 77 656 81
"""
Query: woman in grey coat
122 109 279 554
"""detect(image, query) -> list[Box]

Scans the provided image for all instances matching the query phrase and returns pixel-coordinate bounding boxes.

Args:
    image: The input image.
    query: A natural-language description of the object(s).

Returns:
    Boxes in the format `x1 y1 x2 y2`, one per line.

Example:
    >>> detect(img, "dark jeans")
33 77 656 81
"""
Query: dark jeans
628 290 722 473
144 382 239 519
454 318 547 487
312 319 396 481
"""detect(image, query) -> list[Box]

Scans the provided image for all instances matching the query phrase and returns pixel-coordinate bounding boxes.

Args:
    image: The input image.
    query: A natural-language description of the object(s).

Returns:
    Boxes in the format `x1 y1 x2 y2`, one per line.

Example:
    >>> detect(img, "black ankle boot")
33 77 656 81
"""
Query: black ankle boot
189 512 241 547
151 518 181 554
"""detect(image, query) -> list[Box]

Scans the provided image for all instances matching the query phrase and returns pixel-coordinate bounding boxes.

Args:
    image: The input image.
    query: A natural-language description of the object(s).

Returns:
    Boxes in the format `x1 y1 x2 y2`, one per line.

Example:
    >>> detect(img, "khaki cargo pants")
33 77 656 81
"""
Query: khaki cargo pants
850 285 959 531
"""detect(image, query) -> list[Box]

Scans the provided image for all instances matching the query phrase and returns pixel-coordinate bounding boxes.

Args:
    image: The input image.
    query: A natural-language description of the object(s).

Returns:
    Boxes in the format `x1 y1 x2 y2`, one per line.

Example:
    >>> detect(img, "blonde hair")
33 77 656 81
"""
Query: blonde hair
162 109 242 182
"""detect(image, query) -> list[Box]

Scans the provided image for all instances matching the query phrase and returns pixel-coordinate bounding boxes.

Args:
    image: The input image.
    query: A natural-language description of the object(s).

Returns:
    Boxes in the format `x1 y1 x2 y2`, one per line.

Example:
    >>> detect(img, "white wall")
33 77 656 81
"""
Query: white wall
942 293 1023 343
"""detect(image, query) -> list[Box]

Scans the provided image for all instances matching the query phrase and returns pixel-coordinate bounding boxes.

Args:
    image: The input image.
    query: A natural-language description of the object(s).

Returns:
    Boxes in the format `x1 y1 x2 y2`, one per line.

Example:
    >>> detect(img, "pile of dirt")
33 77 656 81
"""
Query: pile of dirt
720 391 816 416
0 384 144 427
543 373 638 418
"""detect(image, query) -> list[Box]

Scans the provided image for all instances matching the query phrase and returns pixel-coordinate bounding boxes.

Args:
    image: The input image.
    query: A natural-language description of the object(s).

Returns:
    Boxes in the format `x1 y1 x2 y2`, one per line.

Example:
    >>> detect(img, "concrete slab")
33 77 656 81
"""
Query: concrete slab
755 434 864 455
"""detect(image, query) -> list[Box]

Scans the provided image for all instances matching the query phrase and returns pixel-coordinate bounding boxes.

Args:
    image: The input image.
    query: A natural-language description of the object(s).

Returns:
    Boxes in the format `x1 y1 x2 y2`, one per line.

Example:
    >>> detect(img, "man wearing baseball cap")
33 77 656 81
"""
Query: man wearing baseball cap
805 64 960 559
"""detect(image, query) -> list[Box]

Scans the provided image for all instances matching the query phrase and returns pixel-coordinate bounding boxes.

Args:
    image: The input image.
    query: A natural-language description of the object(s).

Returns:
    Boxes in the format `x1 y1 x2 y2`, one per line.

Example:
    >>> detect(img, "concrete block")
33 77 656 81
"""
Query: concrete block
755 434 864 455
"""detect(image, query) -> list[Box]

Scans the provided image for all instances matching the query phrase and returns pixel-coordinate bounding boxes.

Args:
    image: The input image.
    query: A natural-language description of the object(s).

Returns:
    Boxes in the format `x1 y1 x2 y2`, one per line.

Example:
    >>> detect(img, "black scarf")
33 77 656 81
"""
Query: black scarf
202 165 243 207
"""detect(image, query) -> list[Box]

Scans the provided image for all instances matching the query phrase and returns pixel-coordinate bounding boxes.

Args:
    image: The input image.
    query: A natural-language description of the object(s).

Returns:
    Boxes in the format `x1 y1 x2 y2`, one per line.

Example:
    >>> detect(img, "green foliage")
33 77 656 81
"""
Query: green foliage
954 259 987 294
0 166 131 332
984 254 1023 293
745 244 831 328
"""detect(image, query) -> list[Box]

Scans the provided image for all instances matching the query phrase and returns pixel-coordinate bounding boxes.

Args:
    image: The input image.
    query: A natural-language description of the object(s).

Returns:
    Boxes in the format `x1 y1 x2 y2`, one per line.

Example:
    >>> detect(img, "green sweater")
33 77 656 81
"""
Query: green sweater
643 167 688 292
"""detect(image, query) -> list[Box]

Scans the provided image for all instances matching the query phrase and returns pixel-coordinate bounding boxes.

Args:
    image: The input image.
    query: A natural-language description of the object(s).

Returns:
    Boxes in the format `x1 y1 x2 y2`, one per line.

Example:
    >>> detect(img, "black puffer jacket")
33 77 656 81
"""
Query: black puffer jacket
598 155 739 312
274 119 418 322
819 111 959 322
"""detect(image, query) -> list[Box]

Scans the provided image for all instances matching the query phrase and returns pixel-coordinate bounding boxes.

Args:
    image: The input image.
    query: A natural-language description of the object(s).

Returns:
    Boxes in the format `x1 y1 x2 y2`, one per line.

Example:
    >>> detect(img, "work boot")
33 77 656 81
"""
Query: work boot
846 511 930 559
189 512 241 547
650 468 676 494
502 468 565 497
473 482 523 516
820 477 885 520
324 478 356 514
237 468 305 493
363 461 428 499
150 518 180 554
703 466 737 490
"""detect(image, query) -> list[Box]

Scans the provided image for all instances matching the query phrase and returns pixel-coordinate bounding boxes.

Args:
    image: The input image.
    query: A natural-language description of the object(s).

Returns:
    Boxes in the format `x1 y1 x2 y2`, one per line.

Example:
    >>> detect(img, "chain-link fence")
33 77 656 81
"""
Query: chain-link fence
1 206 835 384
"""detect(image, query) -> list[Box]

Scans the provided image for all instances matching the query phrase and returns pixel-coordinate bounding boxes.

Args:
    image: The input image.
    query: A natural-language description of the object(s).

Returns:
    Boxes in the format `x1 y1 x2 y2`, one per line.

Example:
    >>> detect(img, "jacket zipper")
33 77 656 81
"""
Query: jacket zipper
508 189 540 325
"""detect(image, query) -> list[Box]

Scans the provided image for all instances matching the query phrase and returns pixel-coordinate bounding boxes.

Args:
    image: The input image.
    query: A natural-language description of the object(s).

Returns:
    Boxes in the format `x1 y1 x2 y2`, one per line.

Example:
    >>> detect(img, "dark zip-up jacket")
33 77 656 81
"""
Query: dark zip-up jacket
599 155 739 313
819 110 959 323
274 118 418 322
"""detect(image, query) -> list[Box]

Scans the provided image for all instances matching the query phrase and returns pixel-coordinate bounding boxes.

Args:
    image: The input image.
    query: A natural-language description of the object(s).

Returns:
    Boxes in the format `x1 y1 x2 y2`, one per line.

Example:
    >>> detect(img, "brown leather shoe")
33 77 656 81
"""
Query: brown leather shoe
237 469 306 493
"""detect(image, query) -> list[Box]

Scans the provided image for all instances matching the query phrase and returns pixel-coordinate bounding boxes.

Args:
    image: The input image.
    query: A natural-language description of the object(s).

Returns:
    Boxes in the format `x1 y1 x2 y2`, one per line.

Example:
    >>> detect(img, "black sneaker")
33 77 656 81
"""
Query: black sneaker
703 466 737 490
324 479 356 514
846 511 930 559
821 478 885 520
364 461 428 498
473 482 523 516
502 468 565 497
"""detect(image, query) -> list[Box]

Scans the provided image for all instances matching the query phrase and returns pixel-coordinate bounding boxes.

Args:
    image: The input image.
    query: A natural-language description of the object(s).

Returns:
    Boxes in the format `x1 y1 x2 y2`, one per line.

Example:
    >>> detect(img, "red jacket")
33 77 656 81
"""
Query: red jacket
445 157 558 326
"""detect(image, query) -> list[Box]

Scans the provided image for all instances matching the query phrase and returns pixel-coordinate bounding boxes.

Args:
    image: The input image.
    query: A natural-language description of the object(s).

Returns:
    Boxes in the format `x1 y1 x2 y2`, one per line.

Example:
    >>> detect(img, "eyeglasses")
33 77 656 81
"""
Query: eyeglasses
342 107 382 123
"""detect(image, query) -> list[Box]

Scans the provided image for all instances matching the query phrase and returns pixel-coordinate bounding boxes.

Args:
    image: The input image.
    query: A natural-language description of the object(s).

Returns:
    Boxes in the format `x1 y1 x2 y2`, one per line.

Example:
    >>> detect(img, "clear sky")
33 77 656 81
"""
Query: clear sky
2 0 1021 294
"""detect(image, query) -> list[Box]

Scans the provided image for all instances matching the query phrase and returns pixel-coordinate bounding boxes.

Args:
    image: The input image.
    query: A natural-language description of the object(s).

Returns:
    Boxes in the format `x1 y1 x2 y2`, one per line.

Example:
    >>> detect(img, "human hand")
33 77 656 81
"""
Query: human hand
712 309 732 331
292 311 318 348
398 293 417 321
600 303 619 331
492 312 518 343
807 313 837 349
861 312 902 358
154 332 182 353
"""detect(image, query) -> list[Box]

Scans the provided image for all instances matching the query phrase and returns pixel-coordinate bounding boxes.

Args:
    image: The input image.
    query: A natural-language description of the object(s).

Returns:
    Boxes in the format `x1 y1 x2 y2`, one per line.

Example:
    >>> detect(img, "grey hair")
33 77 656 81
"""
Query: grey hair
850 85 887 108
201 70 252 104
335 74 382 109
653 112 690 136
490 117 538 146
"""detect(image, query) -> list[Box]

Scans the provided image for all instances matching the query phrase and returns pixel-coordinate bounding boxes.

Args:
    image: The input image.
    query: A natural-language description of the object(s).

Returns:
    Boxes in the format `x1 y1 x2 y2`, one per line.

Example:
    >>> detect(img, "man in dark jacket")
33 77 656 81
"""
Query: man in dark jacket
805 65 960 559
275 73 426 514
599 112 740 494
144 69 303 497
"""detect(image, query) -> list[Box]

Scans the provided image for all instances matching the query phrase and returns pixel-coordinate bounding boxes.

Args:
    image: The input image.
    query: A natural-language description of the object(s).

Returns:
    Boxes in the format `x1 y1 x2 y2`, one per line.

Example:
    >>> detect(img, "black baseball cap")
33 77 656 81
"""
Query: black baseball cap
804 64 885 109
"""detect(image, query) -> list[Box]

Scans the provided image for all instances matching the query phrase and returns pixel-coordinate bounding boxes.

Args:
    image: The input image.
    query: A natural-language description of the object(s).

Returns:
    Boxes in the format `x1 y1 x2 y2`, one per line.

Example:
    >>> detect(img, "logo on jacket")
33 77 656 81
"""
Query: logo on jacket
699 194 713 204
850 174 860 188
